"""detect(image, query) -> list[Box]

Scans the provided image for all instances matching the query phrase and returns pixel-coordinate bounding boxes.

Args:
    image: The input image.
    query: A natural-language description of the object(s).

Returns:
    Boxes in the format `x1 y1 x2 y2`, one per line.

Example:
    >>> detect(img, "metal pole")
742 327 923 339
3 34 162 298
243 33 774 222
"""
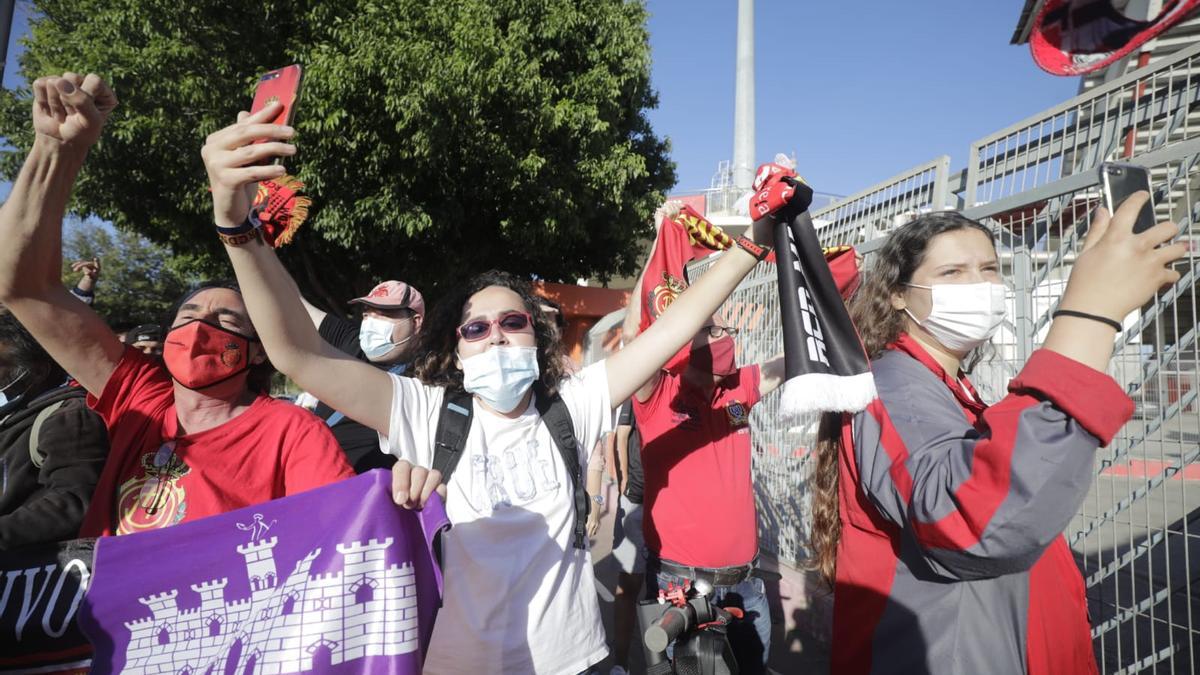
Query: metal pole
0 0 15 86
732 0 755 192
1011 249 1036 362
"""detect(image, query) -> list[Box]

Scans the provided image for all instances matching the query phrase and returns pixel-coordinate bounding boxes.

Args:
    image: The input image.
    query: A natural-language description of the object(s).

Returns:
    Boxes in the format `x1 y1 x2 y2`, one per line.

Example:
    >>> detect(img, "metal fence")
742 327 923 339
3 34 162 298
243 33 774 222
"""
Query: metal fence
965 40 1200 211
684 44 1200 675
810 155 951 247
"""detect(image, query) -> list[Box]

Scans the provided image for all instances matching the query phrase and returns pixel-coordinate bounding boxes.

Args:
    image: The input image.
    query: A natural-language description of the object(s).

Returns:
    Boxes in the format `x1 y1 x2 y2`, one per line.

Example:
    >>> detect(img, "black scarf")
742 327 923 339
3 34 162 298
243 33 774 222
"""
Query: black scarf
773 210 875 415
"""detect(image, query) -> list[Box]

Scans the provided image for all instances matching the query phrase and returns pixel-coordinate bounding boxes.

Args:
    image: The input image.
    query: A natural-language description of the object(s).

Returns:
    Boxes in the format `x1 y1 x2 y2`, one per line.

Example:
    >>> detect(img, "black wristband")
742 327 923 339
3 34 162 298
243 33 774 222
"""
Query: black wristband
216 221 254 236
215 209 262 236
1052 309 1122 331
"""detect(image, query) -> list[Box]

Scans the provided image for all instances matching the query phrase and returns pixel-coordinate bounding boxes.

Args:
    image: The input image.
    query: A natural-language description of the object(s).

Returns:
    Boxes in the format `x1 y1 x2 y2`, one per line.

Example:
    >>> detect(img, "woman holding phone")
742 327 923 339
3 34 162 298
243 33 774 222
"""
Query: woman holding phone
200 101 786 673
807 202 1183 674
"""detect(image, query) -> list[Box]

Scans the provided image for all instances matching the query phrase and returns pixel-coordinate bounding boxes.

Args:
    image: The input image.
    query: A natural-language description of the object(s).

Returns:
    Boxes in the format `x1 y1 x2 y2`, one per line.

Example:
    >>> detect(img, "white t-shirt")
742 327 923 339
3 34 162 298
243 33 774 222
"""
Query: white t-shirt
380 362 612 674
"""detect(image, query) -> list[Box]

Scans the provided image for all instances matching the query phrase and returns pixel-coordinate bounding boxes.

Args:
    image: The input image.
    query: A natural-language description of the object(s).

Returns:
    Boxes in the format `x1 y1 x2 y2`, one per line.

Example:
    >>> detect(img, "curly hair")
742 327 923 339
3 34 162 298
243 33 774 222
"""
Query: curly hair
410 270 571 395
809 212 995 583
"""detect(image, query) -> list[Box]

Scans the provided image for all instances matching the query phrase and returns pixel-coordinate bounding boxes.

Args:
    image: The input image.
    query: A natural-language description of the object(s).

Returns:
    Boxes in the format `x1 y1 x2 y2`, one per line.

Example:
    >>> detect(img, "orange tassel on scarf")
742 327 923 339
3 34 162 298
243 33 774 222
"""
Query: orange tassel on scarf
252 175 311 248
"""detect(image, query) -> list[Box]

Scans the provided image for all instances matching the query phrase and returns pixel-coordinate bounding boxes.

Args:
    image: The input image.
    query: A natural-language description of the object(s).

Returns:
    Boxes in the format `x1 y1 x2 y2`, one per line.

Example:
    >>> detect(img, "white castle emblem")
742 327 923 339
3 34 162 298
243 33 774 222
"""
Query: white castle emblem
120 526 420 674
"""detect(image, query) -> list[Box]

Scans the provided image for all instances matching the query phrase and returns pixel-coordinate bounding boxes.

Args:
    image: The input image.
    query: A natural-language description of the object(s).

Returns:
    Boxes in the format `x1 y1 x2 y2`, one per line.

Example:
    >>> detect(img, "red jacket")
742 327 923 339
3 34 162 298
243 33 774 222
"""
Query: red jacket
833 334 1132 675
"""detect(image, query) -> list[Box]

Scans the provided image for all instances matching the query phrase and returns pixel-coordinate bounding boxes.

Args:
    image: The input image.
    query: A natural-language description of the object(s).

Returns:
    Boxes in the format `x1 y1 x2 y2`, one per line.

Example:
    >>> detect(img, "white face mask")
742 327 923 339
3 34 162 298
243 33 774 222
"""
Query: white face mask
459 345 540 413
359 316 411 360
904 282 1007 353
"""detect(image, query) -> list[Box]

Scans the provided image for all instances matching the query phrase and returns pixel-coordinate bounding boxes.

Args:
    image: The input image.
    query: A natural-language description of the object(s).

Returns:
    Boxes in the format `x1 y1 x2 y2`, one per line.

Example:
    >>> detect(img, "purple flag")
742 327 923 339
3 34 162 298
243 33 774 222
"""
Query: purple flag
77 470 448 675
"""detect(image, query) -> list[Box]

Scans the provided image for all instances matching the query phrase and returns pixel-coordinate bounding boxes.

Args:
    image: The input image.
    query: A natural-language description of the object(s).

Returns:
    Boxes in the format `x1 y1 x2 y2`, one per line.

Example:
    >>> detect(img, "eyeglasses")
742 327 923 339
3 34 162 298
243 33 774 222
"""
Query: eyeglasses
457 311 534 342
705 325 740 339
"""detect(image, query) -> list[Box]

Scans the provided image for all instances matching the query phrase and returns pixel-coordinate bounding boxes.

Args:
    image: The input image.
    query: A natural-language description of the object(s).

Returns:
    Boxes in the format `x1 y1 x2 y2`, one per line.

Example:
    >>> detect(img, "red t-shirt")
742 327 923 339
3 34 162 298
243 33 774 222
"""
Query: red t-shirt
79 348 354 537
634 366 761 568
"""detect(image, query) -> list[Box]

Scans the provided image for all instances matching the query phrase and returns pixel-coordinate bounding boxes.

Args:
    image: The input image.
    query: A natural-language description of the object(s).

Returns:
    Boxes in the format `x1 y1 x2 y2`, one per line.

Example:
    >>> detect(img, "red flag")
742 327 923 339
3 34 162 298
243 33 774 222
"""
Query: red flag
639 205 731 372
1031 0 1200 76
636 205 861 374
822 245 862 300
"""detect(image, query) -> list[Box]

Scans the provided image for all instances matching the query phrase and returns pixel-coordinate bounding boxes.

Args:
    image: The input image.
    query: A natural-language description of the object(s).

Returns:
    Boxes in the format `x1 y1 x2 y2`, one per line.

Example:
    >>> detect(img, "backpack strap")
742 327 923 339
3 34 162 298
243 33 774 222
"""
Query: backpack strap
28 400 67 469
533 383 588 550
431 387 475 483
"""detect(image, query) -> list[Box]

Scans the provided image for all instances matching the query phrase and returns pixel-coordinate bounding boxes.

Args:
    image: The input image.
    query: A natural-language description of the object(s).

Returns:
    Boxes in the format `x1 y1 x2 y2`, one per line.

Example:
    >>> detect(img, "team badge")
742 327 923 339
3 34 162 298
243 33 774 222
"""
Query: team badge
726 400 750 428
650 272 687 318
116 443 192 534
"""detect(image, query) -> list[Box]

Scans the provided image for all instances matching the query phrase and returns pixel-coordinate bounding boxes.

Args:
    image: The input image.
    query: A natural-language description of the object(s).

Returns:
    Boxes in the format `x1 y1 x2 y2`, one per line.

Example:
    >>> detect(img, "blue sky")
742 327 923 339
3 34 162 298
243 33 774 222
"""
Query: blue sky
644 0 1080 197
2 1 1080 201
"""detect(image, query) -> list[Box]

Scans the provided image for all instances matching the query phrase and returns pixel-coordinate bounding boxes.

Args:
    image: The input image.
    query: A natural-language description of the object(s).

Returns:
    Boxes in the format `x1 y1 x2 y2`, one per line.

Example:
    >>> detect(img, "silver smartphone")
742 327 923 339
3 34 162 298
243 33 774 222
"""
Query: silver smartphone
1098 162 1157 234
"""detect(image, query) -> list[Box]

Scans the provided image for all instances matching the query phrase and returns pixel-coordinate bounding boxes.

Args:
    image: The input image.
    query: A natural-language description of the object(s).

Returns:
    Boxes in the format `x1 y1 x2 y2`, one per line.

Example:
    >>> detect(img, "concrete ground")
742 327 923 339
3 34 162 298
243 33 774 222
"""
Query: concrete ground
1072 414 1200 674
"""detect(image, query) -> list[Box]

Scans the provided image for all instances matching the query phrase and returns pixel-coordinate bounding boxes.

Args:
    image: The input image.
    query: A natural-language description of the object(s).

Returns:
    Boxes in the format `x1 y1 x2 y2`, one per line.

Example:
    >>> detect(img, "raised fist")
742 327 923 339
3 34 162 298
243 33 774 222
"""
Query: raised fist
71 258 102 281
32 73 117 151
749 162 813 220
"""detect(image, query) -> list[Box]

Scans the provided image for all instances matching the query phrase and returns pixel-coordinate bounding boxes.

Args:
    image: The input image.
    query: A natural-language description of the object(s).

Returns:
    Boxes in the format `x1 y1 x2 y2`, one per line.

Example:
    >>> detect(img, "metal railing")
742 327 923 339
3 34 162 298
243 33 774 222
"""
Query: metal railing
965 41 1200 209
810 156 951 247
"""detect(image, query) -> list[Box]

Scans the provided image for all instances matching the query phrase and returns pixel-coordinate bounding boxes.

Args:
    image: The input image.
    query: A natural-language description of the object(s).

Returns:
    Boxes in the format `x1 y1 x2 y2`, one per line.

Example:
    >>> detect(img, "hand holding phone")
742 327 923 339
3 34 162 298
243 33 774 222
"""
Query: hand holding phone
1098 162 1156 234
201 103 295 231
249 65 303 161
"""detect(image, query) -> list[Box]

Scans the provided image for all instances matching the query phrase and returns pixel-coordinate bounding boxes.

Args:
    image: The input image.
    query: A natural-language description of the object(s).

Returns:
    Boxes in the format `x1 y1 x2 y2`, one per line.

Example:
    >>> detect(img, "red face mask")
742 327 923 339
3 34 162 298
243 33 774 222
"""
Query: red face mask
162 320 259 390
691 335 738 378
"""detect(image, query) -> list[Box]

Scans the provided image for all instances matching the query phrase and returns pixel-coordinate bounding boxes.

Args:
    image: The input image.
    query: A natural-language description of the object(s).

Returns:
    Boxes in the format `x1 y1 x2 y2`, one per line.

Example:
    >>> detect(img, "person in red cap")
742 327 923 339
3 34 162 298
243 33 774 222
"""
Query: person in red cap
300 280 425 472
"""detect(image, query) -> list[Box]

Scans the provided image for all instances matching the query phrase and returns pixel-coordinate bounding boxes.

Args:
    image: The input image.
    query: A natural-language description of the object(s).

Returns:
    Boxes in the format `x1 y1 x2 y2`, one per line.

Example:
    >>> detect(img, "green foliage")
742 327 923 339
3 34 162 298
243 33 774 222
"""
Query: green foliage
60 219 201 329
1 0 675 309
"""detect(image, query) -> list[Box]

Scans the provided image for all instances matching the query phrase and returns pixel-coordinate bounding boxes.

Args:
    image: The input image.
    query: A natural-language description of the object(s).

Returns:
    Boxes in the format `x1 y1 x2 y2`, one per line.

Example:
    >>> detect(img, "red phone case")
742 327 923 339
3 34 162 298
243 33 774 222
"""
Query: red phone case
250 65 303 132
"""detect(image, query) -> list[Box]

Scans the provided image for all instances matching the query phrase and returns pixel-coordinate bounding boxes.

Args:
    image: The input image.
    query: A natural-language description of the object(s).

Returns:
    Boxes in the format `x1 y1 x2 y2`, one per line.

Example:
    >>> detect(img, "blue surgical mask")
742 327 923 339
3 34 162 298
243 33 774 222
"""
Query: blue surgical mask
359 316 411 360
459 346 540 413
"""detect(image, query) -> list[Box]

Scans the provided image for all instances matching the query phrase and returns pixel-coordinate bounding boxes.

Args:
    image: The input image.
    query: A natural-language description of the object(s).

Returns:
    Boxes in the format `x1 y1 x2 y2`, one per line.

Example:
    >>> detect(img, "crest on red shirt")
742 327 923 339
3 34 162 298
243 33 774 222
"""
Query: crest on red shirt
649 271 687 319
116 443 192 534
726 400 750 428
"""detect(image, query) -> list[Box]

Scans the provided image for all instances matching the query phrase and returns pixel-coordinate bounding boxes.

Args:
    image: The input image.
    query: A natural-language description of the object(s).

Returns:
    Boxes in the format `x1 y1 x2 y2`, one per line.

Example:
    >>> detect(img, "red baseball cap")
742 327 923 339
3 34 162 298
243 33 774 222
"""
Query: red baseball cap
350 280 425 317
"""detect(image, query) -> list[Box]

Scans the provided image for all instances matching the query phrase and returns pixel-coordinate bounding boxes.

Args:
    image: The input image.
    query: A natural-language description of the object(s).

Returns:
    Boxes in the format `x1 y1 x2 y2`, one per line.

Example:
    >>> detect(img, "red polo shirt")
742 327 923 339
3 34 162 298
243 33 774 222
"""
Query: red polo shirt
634 366 761 568
80 348 354 537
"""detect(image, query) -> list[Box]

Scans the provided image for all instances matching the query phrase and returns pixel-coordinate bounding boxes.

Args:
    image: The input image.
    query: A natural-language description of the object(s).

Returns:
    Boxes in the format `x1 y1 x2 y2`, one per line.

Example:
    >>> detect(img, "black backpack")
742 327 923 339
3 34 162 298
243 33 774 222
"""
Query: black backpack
430 383 589 549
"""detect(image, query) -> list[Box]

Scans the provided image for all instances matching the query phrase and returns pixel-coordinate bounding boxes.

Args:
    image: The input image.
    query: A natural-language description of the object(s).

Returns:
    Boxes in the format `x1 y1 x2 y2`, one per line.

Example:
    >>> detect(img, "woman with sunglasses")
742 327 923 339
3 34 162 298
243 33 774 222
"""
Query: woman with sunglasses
201 103 782 674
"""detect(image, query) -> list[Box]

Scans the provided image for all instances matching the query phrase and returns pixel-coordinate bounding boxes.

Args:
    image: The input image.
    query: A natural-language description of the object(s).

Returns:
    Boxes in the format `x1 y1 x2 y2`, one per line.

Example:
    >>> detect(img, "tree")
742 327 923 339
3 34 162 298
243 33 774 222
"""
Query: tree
59 219 201 330
0 0 675 310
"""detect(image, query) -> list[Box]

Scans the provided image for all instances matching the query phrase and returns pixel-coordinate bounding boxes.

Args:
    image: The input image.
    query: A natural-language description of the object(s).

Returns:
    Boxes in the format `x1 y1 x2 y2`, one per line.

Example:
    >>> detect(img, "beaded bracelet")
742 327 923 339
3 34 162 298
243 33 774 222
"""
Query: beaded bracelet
218 228 262 247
